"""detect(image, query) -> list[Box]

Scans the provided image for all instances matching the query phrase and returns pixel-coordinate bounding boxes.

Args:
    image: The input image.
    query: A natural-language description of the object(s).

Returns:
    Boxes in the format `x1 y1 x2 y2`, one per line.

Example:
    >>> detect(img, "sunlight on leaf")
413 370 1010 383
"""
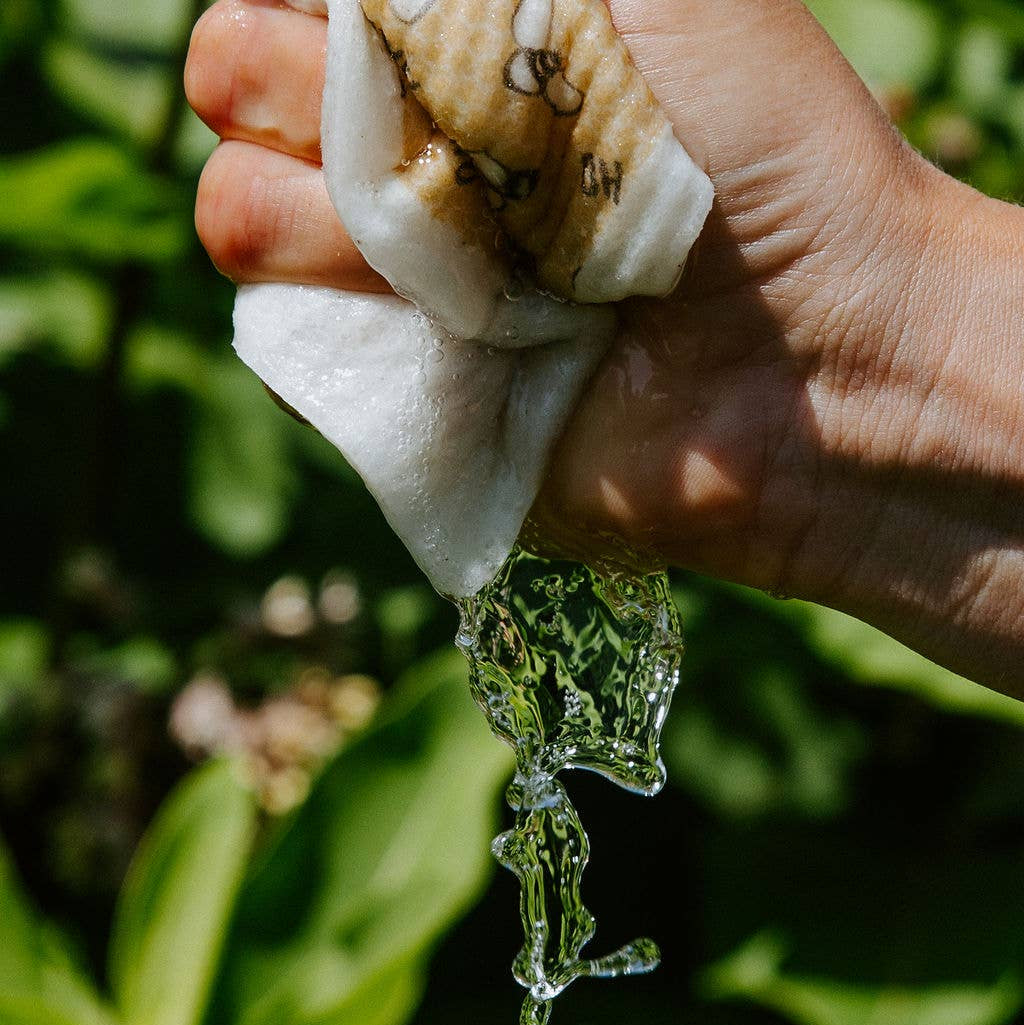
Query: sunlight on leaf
721 584 1024 728
700 826 1024 1025
790 601 1024 725
952 21 1013 112
206 649 514 1025
807 0 943 91
0 619 51 703
0 141 187 263
0 840 118 1025
707 933 1022 1025
45 40 170 147
188 361 298 558
109 760 258 1025
60 0 194 51
126 324 210 395
0 272 109 371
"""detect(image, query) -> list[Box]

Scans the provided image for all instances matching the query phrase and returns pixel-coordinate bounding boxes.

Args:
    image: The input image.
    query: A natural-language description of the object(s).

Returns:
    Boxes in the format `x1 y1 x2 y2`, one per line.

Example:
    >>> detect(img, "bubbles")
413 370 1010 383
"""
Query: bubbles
503 276 525 302
420 334 445 364
455 547 684 1023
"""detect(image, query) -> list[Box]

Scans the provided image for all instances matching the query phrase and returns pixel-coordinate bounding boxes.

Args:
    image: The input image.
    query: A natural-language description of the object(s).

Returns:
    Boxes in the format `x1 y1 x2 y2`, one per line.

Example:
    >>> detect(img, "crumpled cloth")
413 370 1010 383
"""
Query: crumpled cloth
233 0 712 596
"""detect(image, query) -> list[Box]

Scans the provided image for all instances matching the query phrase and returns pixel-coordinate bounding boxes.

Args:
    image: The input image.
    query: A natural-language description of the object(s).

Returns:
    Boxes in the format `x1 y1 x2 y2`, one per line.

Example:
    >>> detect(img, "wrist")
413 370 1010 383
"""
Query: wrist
785 157 1024 689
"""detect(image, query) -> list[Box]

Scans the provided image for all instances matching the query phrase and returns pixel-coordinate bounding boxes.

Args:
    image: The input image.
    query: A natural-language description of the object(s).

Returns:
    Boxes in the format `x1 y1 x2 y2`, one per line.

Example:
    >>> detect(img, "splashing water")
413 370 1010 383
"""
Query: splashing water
455 546 684 1024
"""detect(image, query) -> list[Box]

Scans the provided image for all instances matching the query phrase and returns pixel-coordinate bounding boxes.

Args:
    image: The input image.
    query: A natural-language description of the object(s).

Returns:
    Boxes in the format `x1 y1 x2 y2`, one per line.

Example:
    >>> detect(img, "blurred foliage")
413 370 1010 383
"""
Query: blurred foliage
0 659 510 1025
2 1 1024 1025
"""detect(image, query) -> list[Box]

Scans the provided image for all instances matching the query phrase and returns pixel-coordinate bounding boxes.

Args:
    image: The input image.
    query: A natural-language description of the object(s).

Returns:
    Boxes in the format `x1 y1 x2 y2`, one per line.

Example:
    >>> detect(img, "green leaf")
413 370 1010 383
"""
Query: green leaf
375 586 438 674
299 959 426 1025
665 582 868 820
44 0 196 145
0 839 117 1025
61 0 195 52
125 324 211 395
207 649 513 1025
0 272 110 371
0 141 187 263
74 635 177 694
127 330 299 558
664 666 864 820
700 825 1024 1025
950 0 1024 47
109 760 258 1025
0 619 51 703
176 110 220 174
1003 84 1024 150
0 997 103 1025
951 21 1012 113
715 583 1024 728
44 40 171 147
188 360 298 558
0 841 49 1001
781 599 1024 727
806 0 944 92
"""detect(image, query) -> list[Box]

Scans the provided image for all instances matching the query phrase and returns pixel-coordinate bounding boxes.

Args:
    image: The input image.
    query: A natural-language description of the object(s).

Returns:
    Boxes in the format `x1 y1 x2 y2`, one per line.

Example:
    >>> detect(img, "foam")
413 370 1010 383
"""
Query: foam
234 283 609 597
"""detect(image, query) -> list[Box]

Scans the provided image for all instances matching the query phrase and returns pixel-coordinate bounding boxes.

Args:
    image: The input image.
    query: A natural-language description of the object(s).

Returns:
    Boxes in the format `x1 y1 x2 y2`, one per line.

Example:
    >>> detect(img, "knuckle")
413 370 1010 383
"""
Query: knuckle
184 1 239 130
195 144 276 280
194 151 230 271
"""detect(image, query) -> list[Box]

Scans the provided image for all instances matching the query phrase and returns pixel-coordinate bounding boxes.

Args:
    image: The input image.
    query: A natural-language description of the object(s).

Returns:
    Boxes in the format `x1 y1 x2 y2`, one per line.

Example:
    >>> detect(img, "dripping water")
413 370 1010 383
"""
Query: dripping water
454 546 684 1024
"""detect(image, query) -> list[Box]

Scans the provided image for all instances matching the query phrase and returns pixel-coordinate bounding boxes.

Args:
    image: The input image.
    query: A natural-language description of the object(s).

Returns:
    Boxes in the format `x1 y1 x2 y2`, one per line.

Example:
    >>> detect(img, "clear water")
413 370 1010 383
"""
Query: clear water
455 546 684 1024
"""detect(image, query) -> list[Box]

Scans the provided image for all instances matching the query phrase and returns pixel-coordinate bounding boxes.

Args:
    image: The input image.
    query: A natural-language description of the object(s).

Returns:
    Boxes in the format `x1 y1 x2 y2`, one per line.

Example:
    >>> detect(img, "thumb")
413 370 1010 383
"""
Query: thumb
606 0 887 178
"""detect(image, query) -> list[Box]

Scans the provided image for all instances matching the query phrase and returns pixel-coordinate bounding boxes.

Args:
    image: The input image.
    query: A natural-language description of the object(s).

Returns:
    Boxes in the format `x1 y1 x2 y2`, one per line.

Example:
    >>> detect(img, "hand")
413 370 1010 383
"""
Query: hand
186 0 1024 691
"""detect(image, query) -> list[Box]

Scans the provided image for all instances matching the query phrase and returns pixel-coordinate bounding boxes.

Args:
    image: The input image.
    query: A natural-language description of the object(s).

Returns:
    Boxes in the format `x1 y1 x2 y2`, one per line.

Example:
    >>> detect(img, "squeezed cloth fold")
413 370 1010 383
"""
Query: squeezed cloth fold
232 0 713 596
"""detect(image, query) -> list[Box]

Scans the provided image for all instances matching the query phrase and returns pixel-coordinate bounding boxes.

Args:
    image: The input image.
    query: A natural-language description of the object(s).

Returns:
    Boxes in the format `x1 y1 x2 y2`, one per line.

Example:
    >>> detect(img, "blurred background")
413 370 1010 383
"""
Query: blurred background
3 0 1024 1023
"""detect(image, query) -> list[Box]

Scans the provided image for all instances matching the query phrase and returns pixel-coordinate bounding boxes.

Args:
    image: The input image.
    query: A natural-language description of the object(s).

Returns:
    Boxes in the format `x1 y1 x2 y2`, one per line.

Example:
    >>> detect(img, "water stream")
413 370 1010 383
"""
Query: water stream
455 546 684 1024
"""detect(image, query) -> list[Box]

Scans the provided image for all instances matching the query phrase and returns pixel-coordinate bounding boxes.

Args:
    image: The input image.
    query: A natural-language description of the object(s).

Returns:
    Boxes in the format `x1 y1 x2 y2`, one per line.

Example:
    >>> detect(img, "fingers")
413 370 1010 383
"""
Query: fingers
188 1 387 291
196 140 390 291
186 0 327 164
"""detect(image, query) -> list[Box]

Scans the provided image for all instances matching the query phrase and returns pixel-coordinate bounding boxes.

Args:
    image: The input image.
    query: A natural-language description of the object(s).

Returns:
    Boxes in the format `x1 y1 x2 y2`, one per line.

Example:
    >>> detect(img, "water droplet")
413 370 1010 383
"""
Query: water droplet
503 277 525 302
428 347 445 363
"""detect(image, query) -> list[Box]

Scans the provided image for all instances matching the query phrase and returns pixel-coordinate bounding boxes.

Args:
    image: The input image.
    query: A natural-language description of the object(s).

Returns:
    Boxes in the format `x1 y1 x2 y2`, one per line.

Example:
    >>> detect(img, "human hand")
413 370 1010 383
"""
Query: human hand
186 0 1024 690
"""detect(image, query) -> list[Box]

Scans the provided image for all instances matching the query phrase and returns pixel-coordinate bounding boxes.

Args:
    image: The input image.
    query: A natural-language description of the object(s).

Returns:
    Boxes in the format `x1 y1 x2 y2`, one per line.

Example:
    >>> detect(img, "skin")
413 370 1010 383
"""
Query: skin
186 0 1024 693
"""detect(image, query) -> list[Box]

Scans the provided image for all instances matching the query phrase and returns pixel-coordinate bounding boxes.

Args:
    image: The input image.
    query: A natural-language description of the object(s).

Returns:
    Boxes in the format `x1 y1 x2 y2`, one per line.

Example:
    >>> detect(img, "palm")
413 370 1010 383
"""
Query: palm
539 0 901 586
